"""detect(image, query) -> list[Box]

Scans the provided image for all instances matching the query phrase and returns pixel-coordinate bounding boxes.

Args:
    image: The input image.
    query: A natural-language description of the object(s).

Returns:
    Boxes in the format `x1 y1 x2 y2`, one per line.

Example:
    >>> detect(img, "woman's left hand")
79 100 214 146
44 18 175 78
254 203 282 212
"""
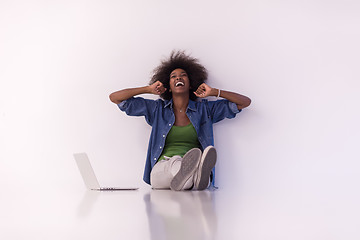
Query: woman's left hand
194 83 215 98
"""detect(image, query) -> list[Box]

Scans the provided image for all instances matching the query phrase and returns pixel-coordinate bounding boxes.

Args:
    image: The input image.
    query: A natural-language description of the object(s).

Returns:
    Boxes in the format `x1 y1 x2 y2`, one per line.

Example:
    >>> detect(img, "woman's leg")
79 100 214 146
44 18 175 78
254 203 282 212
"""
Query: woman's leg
150 156 182 189
151 148 202 190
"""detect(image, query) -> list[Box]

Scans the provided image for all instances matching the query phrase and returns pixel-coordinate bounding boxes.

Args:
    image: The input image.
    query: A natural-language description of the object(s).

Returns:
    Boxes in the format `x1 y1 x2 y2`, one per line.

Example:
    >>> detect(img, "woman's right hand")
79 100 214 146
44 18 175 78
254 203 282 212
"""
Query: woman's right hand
149 81 167 95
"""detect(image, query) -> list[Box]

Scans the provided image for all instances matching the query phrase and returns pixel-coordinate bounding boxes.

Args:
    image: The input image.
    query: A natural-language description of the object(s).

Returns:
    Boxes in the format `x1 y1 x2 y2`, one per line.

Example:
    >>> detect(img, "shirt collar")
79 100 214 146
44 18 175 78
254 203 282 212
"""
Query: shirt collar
164 99 173 109
164 99 197 112
187 99 197 112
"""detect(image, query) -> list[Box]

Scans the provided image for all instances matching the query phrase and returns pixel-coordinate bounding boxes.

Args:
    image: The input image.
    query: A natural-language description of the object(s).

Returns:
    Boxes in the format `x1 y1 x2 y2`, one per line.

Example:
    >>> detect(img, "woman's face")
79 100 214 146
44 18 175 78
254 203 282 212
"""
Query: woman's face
169 68 190 95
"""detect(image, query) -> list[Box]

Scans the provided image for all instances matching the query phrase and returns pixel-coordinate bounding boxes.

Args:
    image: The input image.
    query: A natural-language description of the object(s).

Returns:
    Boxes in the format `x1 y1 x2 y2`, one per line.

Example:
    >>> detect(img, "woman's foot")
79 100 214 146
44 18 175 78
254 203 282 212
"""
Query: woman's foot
170 148 201 191
193 146 217 190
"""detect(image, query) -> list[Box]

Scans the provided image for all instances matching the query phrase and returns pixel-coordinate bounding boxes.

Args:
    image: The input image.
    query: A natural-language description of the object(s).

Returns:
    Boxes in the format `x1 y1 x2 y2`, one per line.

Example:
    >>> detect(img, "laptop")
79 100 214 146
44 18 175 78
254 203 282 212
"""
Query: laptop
73 152 139 191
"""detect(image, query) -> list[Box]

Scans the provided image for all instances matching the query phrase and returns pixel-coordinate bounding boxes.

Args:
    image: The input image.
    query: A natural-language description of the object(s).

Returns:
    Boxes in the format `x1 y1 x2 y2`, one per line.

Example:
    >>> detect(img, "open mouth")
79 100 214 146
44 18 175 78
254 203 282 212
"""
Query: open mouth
175 81 185 87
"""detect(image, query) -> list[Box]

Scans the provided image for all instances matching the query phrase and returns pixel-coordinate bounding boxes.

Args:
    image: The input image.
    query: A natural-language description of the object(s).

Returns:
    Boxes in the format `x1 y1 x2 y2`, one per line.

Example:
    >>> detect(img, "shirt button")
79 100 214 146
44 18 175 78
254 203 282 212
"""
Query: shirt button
163 135 165 138
154 158 157 161
160 146 162 149
168 124 171 126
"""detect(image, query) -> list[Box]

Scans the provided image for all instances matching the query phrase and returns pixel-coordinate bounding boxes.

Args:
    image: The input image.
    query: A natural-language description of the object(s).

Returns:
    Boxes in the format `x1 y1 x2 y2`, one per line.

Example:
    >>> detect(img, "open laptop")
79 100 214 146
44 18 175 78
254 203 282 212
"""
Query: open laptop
73 152 139 191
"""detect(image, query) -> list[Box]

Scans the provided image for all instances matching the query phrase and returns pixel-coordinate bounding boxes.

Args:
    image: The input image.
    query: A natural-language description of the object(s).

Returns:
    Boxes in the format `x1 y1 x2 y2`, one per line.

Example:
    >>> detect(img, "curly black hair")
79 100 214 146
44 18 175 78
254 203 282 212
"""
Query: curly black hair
150 50 208 100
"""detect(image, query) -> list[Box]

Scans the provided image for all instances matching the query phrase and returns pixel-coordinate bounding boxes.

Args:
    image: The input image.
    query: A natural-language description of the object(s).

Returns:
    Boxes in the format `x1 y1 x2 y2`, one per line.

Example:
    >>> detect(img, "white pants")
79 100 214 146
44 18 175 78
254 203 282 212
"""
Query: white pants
150 155 194 190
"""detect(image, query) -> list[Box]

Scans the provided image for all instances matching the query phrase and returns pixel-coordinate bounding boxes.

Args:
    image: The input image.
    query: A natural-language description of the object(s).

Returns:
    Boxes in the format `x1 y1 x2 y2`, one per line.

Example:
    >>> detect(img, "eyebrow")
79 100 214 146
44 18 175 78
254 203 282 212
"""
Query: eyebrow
170 71 187 76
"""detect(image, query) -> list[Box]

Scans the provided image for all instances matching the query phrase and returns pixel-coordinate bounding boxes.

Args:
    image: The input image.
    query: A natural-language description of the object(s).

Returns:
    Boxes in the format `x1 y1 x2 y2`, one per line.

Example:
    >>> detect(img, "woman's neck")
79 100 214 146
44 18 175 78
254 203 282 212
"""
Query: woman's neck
172 94 189 113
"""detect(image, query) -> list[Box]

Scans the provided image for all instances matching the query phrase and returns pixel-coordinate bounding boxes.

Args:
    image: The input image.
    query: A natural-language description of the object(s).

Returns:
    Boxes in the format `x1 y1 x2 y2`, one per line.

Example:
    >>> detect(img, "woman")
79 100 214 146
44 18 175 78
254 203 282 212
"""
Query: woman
109 51 251 191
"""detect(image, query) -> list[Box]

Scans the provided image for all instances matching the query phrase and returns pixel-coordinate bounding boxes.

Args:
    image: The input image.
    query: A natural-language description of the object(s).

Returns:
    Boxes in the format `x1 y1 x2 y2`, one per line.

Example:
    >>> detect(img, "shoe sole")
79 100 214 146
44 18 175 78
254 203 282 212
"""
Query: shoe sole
195 147 217 190
170 148 201 191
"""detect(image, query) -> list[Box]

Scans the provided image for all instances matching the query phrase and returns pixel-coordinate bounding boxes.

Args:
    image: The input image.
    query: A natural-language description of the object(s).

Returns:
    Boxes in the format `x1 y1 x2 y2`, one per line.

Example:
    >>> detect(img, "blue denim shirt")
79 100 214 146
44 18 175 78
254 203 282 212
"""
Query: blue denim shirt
118 97 241 185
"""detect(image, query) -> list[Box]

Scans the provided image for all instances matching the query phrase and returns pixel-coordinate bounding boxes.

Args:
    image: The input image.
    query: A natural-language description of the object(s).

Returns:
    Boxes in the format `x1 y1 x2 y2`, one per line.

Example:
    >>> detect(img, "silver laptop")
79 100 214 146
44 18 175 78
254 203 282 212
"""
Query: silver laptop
74 152 139 191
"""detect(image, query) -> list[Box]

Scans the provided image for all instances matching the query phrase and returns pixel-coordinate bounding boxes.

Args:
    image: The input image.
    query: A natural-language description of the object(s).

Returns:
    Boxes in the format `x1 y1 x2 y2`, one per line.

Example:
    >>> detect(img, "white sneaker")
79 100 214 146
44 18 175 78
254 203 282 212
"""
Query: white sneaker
193 146 217 190
170 148 201 191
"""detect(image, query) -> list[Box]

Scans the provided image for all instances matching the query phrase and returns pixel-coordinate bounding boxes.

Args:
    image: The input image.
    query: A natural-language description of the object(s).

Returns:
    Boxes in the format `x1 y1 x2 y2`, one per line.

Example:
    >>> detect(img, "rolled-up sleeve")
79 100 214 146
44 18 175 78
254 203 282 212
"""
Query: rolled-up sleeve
118 99 129 111
117 97 158 126
205 99 242 123
228 101 241 114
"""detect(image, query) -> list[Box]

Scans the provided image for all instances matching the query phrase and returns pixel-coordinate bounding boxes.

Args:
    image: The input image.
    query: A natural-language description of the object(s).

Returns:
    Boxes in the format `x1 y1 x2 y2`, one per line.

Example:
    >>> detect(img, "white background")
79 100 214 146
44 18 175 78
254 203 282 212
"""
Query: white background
1 0 360 238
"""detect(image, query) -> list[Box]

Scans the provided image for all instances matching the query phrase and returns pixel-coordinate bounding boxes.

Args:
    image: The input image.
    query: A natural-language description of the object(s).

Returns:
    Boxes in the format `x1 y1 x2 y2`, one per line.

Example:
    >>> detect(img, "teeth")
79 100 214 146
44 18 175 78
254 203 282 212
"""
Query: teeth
176 82 184 87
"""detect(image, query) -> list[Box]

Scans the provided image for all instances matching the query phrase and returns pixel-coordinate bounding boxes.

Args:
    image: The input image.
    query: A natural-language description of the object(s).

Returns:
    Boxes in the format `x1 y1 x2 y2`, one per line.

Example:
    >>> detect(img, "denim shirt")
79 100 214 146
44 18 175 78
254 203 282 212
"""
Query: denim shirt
118 97 241 185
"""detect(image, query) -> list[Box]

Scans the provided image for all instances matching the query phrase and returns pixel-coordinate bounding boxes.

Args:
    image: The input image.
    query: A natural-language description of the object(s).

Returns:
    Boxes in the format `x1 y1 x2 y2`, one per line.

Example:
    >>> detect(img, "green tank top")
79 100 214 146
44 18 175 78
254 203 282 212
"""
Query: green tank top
158 123 200 162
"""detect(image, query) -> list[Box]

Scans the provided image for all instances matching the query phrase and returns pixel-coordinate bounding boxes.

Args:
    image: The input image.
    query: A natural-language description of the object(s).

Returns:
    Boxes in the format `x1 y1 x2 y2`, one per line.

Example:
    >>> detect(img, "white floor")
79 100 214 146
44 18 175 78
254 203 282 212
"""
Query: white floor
1 184 359 240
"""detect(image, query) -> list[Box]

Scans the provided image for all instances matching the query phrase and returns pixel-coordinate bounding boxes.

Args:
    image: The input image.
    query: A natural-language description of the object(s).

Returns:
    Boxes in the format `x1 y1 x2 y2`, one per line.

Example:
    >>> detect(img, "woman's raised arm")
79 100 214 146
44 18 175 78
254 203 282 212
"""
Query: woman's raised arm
194 83 251 110
109 81 167 104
